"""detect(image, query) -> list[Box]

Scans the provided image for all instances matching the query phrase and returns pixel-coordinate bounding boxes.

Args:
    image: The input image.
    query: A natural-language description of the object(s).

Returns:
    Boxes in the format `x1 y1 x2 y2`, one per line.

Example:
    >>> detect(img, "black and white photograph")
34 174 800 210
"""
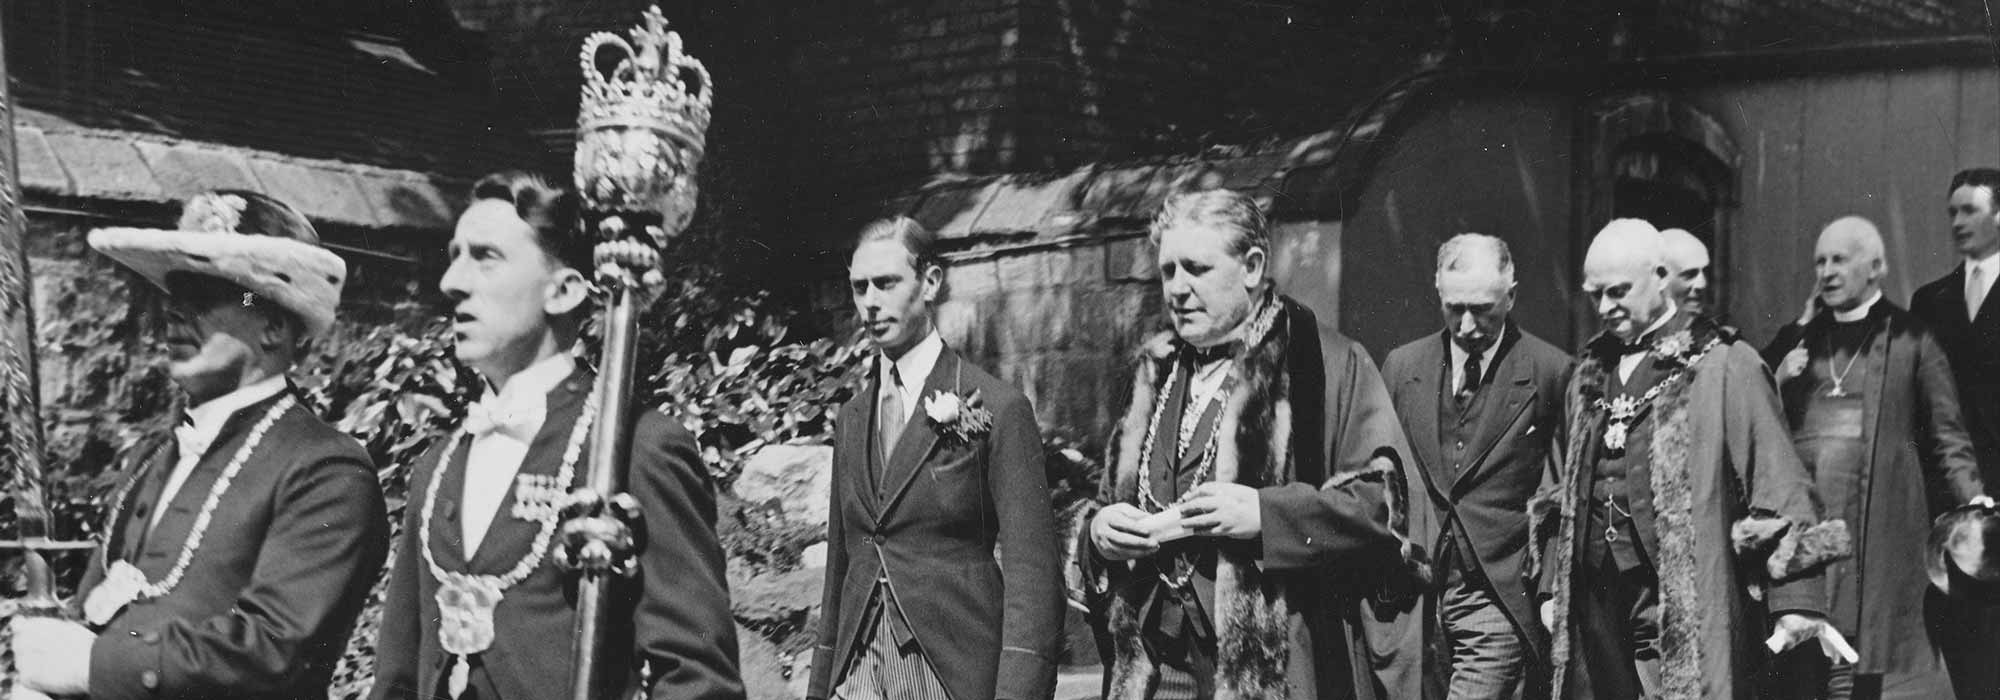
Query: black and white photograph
3 2 2000 700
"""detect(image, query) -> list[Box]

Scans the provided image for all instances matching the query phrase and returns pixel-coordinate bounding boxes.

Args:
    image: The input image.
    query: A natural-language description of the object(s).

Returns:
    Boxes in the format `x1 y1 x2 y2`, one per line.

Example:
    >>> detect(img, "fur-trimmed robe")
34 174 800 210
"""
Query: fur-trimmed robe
1067 295 1421 700
1528 317 1848 700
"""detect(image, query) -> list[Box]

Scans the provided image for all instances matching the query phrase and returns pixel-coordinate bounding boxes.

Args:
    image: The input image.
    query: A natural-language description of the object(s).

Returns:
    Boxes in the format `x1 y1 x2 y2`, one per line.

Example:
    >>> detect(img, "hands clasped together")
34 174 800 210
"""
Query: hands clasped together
1090 483 1263 561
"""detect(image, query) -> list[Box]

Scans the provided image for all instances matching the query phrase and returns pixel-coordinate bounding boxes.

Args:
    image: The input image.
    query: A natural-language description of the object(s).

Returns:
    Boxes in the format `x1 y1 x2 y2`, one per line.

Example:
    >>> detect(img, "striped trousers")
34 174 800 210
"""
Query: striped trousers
833 586 952 700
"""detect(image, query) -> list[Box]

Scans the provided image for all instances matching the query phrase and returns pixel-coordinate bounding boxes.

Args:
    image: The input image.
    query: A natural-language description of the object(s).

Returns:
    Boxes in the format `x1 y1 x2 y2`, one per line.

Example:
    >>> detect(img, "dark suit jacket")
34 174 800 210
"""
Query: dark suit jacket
1382 325 1570 663
807 346 1063 700
371 368 743 700
74 389 389 700
1912 268 2000 487
1762 300 1984 673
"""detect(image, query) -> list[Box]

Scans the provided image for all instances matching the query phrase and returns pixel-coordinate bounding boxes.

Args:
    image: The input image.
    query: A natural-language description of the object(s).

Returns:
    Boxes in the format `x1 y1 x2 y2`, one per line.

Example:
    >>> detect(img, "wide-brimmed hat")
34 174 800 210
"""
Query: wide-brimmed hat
88 191 345 338
1929 505 2000 599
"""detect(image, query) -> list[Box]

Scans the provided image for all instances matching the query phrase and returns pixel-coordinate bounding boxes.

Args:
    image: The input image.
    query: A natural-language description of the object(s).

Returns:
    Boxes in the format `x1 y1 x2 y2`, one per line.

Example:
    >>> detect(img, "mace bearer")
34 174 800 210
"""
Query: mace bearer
561 6 715 700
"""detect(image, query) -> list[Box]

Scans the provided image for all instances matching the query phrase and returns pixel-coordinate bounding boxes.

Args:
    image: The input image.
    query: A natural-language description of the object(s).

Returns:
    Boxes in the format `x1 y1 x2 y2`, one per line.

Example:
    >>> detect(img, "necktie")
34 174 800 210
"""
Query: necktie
1971 264 1989 322
878 365 905 467
1459 352 1484 404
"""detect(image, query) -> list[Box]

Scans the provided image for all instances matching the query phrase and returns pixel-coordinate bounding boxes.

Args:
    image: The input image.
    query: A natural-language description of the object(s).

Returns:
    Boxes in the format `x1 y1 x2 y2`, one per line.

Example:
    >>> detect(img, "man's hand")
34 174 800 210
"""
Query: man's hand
1090 503 1159 561
1180 483 1262 540
1540 600 1556 631
10 617 95 695
1776 346 1810 382
1971 494 1996 509
1797 291 1822 326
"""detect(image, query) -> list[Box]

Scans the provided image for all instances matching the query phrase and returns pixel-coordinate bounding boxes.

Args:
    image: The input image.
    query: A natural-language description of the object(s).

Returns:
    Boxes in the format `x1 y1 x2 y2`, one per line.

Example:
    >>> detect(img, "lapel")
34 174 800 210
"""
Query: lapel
1455 340 1536 495
840 374 882 521
466 367 592 572
1936 266 1974 334
137 391 293 575
426 436 474 572
1402 336 1447 496
876 349 956 523
111 437 177 565
1975 266 2000 332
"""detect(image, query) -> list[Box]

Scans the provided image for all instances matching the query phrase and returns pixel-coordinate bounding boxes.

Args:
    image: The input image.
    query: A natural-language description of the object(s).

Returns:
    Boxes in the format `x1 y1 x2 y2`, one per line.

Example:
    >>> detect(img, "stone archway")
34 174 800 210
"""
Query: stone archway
1576 92 1741 341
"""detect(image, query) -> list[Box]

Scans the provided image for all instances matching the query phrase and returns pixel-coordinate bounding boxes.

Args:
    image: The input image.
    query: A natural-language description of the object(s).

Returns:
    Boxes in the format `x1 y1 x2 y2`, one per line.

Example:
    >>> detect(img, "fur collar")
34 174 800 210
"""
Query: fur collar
1532 322 1849 700
1098 294 1302 700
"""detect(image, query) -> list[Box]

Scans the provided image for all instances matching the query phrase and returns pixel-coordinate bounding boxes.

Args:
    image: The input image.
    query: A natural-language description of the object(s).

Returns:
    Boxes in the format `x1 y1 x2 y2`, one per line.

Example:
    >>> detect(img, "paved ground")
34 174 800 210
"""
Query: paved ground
1055 667 1102 700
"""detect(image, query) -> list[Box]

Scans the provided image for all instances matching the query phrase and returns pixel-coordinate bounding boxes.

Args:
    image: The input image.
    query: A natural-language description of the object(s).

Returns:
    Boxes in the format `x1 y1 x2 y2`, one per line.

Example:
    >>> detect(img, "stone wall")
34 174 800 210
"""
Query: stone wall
937 237 1164 445
20 212 435 485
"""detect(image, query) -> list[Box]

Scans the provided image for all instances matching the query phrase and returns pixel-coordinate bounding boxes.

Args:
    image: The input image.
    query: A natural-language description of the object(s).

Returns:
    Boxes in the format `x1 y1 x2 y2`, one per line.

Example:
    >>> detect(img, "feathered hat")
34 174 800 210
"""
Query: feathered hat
87 191 345 338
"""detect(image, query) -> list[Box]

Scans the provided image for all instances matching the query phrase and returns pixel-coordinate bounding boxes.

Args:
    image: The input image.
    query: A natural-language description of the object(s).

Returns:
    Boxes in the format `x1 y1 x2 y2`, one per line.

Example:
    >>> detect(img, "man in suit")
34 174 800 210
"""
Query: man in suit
371 171 742 700
1911 168 2000 700
1382 234 1571 700
806 217 1063 700
1072 189 1419 700
10 191 389 700
1763 216 1989 700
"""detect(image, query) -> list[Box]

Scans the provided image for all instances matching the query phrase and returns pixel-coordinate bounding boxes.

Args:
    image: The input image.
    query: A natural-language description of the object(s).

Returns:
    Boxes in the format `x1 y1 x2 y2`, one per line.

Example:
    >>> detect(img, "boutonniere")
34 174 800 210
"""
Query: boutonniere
925 389 994 444
1651 330 1696 366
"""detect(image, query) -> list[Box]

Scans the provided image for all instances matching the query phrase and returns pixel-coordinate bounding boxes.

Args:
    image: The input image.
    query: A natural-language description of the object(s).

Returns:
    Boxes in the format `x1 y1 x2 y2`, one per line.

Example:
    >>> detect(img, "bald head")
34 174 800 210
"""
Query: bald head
1583 219 1673 341
1660 228 1712 314
1814 216 1887 313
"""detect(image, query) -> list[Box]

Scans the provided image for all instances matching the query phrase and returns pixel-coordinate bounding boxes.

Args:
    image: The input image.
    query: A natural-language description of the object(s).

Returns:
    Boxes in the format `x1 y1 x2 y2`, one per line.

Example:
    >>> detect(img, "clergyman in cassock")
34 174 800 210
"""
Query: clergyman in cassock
369 172 743 700
805 217 1063 700
1381 234 1572 700
10 191 389 700
1071 189 1419 700
1529 219 1848 700
1761 216 1990 700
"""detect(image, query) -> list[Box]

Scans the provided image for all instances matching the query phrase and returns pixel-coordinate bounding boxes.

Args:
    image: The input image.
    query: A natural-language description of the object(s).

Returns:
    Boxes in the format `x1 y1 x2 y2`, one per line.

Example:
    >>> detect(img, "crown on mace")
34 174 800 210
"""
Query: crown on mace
577 6 713 159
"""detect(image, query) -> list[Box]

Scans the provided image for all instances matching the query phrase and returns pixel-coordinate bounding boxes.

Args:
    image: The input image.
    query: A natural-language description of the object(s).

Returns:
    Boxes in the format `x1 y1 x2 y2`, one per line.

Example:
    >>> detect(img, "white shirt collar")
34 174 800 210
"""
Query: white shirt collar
1448 328 1505 365
1968 250 2000 276
1968 251 2000 288
479 351 577 412
1832 289 1884 323
879 330 944 394
1620 302 1679 357
184 375 289 439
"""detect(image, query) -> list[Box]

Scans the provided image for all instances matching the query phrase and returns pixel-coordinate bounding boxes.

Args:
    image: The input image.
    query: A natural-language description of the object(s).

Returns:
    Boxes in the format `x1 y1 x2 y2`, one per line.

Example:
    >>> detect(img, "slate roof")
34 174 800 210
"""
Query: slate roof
6 0 537 187
882 71 1441 247
16 109 461 230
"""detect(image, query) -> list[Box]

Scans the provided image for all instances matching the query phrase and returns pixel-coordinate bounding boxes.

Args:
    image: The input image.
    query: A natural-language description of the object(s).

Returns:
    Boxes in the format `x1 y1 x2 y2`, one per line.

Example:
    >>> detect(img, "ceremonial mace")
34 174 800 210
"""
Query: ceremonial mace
0 12 90 626
557 7 711 700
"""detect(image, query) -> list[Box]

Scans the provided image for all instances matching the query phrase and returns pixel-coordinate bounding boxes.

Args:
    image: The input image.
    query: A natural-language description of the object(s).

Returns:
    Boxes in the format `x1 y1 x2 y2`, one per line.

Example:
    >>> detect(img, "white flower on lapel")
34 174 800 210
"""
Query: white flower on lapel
925 389 993 444
924 391 962 424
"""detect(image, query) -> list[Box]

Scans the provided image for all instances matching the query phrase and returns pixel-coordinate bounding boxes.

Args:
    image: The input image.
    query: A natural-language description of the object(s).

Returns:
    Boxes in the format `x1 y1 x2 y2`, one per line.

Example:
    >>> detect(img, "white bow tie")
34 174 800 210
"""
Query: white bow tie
173 422 211 465
464 401 543 440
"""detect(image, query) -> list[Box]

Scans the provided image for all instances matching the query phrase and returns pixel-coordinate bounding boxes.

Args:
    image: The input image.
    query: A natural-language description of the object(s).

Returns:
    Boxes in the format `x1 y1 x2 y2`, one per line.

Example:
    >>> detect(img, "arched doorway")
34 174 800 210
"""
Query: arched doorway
1576 93 1740 344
